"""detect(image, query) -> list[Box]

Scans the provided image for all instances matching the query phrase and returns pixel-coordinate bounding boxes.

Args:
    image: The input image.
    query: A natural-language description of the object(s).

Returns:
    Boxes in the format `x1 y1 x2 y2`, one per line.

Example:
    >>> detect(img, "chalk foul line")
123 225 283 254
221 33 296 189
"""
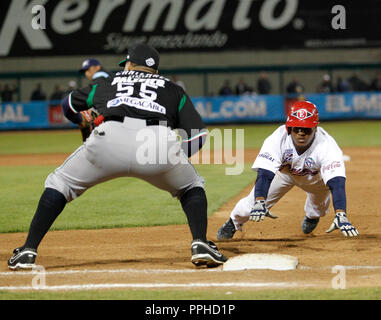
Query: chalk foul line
2 265 381 277
0 282 313 291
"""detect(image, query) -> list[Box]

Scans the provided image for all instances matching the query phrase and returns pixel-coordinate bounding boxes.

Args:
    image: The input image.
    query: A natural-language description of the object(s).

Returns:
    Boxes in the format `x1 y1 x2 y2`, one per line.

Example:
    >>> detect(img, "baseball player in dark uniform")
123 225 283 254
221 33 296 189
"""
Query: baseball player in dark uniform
77 58 111 141
79 58 110 81
8 43 227 270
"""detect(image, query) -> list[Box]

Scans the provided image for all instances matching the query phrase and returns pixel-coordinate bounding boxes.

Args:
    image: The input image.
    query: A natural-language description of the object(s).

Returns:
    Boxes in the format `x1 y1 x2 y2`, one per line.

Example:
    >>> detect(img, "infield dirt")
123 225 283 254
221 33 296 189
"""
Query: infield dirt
1 147 381 291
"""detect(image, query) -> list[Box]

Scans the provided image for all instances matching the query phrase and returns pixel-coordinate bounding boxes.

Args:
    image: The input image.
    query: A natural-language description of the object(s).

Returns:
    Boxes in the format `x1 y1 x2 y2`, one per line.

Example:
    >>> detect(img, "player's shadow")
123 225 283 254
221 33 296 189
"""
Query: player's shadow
220 233 380 255
44 257 182 270
45 259 139 270
218 237 311 255
219 236 308 243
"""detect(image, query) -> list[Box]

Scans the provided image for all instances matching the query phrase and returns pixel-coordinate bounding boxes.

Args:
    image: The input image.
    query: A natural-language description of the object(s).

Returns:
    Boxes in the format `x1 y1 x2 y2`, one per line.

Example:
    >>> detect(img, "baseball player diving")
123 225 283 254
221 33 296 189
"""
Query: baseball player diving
217 101 359 240
8 43 227 270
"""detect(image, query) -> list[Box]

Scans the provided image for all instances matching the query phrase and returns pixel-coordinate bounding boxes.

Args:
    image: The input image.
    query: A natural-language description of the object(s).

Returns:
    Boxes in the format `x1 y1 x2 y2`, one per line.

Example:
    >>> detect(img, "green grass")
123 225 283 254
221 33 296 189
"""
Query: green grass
0 163 254 233
207 120 381 149
305 120 381 147
1 287 381 300
0 130 82 155
1 121 379 155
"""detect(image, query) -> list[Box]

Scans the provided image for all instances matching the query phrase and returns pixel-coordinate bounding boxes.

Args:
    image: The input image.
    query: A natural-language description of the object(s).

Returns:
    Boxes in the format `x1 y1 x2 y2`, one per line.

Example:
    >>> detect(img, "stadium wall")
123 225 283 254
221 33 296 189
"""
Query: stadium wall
0 48 380 101
1 92 380 130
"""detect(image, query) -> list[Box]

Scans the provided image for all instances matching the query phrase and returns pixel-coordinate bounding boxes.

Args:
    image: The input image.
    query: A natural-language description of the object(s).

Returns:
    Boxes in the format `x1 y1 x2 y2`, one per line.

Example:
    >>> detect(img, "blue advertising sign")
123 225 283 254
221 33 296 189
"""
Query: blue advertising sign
0 102 77 130
305 92 381 120
0 102 49 129
193 95 286 124
1 92 380 130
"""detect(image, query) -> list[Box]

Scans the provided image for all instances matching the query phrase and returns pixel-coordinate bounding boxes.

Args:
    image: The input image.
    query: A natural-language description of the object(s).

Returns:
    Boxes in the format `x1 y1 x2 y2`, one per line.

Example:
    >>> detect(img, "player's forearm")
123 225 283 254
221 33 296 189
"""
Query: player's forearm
61 94 82 124
181 129 208 157
327 176 347 212
254 168 275 200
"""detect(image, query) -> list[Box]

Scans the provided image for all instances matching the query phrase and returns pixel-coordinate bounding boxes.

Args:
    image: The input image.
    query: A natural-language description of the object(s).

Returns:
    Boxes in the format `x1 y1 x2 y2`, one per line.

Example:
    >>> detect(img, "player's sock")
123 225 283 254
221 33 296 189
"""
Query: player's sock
180 187 207 242
24 188 67 250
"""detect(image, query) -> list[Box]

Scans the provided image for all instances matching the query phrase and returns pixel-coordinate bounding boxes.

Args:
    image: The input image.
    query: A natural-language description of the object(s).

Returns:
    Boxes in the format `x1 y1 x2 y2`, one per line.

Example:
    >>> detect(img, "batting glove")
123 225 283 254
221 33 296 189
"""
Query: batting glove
249 200 278 222
326 212 359 237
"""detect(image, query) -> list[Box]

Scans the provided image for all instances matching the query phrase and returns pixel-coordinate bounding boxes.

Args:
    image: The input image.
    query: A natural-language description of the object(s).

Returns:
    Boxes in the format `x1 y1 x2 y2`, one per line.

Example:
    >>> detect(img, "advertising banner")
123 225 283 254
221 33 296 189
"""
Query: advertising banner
48 102 74 127
193 94 286 123
0 0 379 57
1 92 380 130
305 92 381 120
0 102 48 129
0 102 75 130
195 92 381 124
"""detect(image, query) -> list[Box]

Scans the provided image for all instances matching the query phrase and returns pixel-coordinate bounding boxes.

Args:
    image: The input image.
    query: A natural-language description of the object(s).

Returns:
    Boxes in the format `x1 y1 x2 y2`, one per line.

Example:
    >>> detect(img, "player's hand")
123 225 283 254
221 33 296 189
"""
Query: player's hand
78 110 99 142
325 212 359 237
249 200 278 222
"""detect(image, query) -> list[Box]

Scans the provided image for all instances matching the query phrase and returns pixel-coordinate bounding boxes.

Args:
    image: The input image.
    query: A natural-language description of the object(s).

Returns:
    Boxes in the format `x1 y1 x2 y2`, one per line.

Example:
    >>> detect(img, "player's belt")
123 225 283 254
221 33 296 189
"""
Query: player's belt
103 116 162 126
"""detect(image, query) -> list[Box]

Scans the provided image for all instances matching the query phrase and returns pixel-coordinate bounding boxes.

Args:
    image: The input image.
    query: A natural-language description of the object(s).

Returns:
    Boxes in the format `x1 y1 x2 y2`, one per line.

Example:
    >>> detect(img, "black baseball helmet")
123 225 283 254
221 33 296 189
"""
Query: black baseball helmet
119 43 160 70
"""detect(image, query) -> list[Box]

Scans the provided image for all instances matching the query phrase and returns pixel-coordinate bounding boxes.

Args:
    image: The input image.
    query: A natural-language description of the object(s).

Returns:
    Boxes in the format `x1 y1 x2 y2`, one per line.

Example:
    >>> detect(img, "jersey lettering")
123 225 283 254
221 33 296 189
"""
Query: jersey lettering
139 83 157 100
107 96 166 114
257 152 275 162
322 161 342 173
284 164 319 176
111 76 166 102
111 76 166 87
116 82 134 96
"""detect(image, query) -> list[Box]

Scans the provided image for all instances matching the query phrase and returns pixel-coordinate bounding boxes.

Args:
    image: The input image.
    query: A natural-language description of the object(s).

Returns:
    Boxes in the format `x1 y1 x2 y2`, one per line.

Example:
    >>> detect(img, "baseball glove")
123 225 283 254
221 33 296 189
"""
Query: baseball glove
249 200 278 222
78 109 100 142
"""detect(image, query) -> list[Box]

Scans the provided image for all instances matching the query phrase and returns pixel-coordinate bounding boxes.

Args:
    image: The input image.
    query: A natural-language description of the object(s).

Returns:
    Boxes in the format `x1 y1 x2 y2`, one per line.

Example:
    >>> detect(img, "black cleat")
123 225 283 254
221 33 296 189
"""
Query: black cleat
302 216 320 234
191 239 227 268
216 218 236 241
8 247 37 270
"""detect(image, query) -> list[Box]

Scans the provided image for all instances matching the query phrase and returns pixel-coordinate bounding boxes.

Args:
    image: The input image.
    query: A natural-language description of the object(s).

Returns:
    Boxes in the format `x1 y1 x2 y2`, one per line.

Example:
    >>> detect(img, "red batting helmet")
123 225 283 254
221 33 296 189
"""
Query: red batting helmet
286 101 319 131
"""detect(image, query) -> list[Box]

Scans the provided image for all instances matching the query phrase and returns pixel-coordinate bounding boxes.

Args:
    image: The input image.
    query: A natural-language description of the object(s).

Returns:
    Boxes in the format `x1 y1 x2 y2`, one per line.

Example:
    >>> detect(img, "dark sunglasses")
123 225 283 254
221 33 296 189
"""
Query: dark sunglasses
291 127 313 135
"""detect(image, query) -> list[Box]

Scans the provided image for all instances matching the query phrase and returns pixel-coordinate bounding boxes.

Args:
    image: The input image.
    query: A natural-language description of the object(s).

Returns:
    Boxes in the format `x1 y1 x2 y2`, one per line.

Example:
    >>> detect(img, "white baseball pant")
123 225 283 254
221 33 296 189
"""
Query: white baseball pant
230 167 331 230
45 117 205 202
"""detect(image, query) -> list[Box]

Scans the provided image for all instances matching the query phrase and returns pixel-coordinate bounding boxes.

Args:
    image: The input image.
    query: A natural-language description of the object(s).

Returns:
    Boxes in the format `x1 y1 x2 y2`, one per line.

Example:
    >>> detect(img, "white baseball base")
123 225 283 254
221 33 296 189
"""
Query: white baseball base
222 253 298 271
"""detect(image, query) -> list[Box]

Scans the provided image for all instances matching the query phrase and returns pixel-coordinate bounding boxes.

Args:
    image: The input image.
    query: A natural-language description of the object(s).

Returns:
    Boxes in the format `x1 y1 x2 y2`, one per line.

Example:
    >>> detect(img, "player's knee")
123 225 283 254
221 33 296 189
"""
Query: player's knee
232 198 252 219
177 176 205 199
44 172 83 202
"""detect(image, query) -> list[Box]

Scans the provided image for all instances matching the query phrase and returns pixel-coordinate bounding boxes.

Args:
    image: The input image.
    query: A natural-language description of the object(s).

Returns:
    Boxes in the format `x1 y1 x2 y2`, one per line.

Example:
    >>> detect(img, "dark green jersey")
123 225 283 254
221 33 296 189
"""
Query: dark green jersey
69 70 205 138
